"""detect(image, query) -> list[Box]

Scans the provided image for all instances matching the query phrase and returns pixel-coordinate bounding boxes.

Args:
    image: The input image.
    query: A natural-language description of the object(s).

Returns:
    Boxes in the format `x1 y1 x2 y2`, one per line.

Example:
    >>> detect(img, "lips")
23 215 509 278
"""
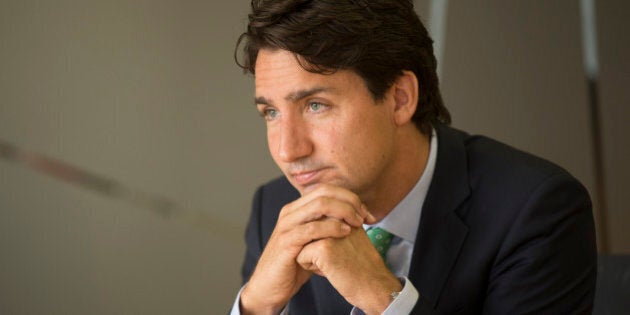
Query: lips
292 170 319 185
291 168 326 186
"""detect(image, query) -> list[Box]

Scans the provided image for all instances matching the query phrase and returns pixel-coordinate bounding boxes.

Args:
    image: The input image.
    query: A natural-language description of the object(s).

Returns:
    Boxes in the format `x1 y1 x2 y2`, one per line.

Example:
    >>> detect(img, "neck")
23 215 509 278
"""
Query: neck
363 125 431 222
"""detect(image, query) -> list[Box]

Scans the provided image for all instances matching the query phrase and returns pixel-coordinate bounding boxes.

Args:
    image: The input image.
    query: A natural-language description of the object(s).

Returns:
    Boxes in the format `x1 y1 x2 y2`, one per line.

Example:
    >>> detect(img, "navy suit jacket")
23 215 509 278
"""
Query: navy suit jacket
240 124 597 314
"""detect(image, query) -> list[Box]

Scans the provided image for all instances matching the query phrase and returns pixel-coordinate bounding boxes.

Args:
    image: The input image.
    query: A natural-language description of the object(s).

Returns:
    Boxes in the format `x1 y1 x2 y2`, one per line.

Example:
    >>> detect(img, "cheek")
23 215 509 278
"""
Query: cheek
329 129 368 170
349 123 394 169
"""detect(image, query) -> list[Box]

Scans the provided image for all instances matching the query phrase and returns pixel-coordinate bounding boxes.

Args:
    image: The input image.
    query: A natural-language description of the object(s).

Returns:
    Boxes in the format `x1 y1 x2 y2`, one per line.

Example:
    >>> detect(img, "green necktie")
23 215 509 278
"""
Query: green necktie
366 227 394 262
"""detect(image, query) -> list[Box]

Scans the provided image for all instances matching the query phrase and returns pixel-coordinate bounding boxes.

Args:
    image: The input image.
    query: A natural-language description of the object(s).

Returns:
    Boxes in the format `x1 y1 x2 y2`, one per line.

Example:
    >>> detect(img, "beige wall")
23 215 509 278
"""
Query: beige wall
0 1 278 313
0 1 627 314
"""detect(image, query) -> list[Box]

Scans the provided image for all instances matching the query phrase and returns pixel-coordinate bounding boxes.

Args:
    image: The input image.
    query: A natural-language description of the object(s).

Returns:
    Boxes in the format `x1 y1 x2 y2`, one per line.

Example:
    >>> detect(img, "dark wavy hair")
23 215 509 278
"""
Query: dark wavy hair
235 0 450 134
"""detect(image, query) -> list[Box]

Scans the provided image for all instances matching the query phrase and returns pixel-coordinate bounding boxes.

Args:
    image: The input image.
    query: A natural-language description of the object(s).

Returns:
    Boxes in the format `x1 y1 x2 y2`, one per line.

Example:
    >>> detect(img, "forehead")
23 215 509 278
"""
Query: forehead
254 49 366 99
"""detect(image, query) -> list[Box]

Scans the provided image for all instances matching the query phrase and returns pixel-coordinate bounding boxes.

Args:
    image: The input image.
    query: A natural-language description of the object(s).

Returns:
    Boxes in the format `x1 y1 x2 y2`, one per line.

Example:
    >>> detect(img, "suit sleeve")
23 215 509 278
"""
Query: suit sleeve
483 172 597 314
241 186 265 285
409 296 440 315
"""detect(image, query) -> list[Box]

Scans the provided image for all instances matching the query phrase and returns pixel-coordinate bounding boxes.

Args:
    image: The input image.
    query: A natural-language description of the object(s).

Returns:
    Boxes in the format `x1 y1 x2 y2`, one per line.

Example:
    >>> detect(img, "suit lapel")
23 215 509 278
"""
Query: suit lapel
409 124 470 308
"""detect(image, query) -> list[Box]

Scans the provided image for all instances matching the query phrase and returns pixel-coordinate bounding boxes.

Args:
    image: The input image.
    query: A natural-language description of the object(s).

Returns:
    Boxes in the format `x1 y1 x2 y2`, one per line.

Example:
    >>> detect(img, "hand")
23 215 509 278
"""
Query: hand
296 227 403 315
240 185 374 315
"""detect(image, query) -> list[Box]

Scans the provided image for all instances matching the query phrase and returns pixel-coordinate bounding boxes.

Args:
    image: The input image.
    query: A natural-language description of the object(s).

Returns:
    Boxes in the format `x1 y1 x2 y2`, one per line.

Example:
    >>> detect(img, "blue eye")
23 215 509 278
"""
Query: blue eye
308 102 325 112
262 108 279 121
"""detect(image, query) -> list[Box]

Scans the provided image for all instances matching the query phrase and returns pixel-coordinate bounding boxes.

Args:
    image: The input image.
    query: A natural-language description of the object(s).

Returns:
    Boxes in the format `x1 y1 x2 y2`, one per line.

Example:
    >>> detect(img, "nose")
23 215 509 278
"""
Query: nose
274 115 313 163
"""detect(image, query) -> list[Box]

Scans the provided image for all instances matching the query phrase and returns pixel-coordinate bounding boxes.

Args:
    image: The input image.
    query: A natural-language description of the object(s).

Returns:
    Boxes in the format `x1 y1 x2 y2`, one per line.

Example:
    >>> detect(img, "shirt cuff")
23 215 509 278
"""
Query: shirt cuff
350 276 419 315
230 283 289 315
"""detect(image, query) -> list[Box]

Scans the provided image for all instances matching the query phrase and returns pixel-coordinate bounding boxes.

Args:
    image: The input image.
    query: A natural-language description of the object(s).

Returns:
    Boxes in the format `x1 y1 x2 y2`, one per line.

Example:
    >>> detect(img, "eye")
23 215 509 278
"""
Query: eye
307 102 327 112
260 108 279 121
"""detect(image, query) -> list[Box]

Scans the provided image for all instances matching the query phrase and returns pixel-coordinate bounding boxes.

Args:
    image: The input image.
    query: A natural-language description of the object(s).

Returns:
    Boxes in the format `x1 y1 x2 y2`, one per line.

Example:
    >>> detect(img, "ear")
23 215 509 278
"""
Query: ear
392 70 419 126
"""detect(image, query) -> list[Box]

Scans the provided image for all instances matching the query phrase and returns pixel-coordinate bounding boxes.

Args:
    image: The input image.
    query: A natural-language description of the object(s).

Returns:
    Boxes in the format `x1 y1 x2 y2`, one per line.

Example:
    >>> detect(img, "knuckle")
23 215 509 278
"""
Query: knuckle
303 223 317 237
319 238 334 251
349 194 361 207
312 197 330 213
278 204 293 217
318 242 335 260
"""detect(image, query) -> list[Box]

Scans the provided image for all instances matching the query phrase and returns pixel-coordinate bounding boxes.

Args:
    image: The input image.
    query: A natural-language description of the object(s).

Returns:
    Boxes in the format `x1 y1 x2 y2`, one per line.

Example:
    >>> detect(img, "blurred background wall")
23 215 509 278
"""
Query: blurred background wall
0 0 627 314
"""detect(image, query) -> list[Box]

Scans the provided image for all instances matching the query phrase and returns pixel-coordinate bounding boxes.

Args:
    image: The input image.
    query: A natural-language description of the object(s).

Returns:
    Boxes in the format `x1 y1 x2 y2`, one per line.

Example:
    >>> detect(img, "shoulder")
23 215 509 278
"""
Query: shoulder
436 124 591 225
445 125 584 196
464 133 591 222
467 135 570 179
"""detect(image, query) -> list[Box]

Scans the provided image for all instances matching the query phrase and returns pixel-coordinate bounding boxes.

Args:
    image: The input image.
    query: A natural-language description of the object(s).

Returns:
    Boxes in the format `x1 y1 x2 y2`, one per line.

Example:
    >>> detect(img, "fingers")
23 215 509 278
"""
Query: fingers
296 228 380 276
302 196 364 227
292 184 364 216
296 239 321 273
362 204 377 224
243 185 375 313
281 184 375 228
293 218 352 245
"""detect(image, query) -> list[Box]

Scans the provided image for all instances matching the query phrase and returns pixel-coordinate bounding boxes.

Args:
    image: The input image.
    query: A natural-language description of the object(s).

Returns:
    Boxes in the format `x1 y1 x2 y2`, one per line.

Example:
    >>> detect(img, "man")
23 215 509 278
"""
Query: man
230 0 597 314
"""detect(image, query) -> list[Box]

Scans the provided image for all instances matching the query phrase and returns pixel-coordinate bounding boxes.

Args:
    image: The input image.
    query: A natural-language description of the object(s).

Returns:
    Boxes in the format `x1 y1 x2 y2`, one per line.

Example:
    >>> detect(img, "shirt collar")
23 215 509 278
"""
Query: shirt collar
365 129 438 243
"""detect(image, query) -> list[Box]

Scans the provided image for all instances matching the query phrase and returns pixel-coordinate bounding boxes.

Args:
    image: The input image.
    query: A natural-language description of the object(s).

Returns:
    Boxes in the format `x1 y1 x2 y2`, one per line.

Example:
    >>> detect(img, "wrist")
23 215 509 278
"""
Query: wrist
240 284 285 315
360 274 403 314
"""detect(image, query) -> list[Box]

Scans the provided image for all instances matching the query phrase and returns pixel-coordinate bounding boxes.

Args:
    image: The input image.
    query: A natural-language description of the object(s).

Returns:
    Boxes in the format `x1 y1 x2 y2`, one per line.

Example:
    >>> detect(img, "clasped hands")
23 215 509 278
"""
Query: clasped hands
241 185 403 315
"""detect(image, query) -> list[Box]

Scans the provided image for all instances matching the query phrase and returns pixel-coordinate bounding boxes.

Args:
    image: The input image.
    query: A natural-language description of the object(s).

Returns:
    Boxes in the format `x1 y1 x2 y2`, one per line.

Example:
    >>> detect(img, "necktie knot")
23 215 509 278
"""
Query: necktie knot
366 227 393 261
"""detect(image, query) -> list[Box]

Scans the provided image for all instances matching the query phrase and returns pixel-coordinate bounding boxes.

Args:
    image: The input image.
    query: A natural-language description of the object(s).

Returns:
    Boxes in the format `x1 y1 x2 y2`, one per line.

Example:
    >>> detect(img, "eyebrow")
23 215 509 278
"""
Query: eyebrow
255 87 334 106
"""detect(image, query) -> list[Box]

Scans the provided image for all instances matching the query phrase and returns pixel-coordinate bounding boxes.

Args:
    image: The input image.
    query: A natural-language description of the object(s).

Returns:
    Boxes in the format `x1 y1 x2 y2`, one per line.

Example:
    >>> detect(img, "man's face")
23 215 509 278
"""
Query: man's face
255 49 399 201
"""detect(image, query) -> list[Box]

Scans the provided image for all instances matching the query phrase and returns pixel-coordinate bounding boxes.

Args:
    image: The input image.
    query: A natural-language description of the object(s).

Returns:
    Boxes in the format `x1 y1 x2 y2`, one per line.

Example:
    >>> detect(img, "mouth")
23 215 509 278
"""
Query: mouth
290 168 327 186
